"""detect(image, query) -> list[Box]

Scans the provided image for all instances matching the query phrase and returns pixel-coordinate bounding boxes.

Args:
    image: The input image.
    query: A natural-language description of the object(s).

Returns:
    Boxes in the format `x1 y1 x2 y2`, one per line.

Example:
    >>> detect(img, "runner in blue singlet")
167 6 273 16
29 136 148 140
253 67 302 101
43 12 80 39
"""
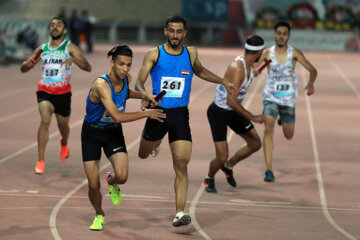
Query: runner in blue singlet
135 15 232 227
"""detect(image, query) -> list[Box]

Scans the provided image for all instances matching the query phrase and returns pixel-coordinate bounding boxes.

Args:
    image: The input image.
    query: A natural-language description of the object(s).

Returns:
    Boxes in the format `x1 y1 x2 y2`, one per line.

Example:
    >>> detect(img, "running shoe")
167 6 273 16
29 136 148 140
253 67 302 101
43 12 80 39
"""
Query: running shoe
60 137 69 162
204 178 217 193
34 160 45 175
106 172 122 205
220 165 237 187
172 211 191 227
150 143 161 157
89 214 104 231
264 170 275 182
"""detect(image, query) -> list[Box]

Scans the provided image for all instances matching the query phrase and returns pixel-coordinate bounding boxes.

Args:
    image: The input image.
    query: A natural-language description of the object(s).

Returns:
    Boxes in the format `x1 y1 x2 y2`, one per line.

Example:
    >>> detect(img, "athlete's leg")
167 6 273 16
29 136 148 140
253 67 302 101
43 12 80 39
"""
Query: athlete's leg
226 128 262 168
263 116 276 171
37 101 55 162
107 152 128 185
282 123 295 140
170 140 191 213
207 141 228 178
138 138 162 159
55 113 70 146
83 160 105 216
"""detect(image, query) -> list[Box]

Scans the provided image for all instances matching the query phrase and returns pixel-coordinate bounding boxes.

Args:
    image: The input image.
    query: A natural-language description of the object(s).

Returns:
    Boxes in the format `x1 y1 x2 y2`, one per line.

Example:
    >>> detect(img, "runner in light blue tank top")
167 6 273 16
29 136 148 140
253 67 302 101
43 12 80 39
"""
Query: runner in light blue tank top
150 45 194 108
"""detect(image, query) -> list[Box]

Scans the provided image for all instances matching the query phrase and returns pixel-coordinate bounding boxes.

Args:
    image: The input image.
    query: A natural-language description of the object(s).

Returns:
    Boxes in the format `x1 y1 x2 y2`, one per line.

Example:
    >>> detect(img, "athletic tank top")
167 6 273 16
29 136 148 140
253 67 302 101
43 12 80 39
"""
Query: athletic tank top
214 56 253 110
150 45 194 108
38 40 72 94
263 45 298 107
84 74 129 126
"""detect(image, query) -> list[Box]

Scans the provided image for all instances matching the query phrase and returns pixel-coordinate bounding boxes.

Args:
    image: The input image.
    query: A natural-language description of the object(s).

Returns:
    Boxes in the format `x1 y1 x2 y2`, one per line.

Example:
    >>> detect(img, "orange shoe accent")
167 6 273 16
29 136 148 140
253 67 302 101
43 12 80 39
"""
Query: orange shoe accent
60 137 69 162
34 160 45 174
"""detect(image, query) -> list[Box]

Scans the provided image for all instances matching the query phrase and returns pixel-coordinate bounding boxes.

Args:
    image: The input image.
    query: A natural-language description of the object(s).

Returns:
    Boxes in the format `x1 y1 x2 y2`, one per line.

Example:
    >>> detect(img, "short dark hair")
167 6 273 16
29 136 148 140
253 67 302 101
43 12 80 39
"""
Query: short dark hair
50 17 67 28
166 15 186 29
245 34 264 55
274 21 291 32
107 45 133 60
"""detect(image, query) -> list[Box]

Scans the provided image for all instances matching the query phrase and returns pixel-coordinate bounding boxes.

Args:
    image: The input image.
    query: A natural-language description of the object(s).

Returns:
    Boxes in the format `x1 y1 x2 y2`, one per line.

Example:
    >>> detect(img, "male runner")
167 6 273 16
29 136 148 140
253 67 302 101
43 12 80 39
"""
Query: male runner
255 21 317 182
20 17 91 174
135 15 231 226
204 35 266 193
82 45 165 231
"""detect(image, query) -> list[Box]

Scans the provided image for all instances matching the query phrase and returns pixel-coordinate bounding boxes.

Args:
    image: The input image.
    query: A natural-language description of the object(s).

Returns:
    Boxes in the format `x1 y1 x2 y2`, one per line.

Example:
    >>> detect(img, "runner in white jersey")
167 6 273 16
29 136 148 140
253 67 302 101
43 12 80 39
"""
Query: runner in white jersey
204 35 266 193
20 17 91 175
255 21 317 182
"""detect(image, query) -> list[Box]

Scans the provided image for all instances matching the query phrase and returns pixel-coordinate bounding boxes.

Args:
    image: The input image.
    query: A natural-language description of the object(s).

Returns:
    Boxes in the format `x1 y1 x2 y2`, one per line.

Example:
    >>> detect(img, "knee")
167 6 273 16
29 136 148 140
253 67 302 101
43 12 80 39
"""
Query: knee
173 157 188 174
252 140 262 152
113 173 128 184
138 151 148 159
40 119 51 129
217 153 228 163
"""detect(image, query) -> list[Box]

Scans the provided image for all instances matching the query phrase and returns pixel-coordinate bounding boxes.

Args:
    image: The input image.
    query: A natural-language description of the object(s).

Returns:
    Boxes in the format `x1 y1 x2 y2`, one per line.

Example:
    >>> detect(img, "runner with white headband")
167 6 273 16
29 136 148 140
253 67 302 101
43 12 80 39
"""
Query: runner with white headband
204 35 266 193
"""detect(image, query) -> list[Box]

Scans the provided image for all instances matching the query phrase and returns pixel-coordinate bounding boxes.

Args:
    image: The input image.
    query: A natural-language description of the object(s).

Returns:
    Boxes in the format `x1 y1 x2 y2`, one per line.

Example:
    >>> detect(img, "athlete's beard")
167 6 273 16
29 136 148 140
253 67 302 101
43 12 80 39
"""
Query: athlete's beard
167 38 181 48
51 30 64 40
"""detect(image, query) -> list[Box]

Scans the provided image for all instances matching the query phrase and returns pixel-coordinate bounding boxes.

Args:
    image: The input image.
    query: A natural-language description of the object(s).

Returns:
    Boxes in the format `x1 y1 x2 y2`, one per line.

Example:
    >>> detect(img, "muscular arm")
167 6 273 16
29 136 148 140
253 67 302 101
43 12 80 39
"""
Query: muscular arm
20 45 43 73
67 43 92 72
135 48 158 92
189 47 225 84
294 48 317 95
226 62 265 123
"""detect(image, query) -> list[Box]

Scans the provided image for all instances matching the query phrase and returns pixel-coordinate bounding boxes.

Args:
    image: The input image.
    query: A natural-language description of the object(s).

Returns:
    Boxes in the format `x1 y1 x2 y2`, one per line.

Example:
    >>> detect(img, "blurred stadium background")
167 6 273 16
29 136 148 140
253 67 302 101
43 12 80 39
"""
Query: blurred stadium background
0 0 359 65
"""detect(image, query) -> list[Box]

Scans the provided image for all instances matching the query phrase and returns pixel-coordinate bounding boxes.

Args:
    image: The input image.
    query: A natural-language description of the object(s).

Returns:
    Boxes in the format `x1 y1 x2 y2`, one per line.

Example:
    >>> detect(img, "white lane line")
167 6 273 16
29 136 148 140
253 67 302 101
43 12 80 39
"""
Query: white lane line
301 67 357 240
327 55 360 99
189 74 265 240
0 119 83 164
50 82 214 240
26 190 39 194
0 89 88 123
229 199 292 205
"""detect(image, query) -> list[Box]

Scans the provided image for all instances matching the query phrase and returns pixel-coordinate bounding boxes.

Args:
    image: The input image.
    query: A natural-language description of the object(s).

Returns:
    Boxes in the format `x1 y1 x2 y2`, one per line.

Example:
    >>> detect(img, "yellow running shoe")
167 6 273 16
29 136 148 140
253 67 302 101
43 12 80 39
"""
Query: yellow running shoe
106 172 122 205
89 214 104 231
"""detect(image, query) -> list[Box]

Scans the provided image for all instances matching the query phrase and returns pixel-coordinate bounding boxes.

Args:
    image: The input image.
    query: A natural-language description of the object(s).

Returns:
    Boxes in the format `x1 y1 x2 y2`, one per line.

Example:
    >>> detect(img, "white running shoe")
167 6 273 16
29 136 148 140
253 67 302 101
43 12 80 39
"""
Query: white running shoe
172 211 191 227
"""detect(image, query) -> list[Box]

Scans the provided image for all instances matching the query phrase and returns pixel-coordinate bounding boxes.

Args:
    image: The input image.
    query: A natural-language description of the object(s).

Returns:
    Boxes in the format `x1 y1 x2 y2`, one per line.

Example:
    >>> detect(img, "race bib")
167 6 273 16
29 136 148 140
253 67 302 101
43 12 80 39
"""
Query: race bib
274 81 294 97
101 106 124 123
160 77 185 98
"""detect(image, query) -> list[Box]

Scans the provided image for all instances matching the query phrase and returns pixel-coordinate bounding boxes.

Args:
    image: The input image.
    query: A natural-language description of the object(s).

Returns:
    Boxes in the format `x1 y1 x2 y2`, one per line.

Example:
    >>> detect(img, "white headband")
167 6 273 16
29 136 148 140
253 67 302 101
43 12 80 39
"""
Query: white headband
245 43 265 51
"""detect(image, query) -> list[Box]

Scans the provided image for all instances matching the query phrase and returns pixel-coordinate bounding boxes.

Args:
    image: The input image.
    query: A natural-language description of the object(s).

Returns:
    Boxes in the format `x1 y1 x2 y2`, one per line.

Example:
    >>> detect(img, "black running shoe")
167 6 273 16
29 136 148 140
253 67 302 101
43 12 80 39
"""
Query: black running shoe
204 178 217 193
220 165 237 187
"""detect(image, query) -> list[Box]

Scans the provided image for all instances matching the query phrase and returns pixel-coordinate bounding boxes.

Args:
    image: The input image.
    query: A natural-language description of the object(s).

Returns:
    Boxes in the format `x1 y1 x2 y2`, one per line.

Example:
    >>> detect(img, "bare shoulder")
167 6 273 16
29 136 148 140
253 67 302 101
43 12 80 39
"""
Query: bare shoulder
186 46 197 55
67 42 82 53
93 77 108 89
292 47 305 58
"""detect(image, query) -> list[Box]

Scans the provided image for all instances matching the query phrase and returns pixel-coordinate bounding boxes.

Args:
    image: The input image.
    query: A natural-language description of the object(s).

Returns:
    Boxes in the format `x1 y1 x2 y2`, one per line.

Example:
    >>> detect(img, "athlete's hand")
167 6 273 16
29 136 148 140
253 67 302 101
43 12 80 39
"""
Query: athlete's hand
23 58 36 69
305 83 314 96
146 109 166 122
252 114 266 124
60 57 74 70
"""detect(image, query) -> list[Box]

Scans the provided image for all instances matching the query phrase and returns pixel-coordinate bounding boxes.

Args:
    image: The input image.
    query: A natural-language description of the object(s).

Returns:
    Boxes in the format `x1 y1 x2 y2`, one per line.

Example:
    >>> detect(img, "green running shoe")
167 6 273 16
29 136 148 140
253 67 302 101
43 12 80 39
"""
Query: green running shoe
106 172 122 205
89 214 104 231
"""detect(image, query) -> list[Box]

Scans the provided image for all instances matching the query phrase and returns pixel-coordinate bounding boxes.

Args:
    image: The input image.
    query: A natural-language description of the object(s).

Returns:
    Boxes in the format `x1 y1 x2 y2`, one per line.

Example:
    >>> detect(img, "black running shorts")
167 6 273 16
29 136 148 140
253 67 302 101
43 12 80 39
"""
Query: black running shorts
207 102 254 142
142 106 192 143
36 91 72 117
81 120 127 162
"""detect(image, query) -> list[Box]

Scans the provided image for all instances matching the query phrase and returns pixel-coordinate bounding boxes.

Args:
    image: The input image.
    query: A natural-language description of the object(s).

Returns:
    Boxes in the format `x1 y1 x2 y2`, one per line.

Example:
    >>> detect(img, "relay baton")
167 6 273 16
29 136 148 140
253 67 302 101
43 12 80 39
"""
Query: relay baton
258 59 272 73
146 90 166 108
32 49 43 64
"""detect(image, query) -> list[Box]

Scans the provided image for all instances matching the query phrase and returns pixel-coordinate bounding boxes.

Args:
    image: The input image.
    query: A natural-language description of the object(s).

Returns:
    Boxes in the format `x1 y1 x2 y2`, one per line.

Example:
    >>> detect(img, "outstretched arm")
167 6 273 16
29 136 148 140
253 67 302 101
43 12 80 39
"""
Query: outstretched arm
294 48 317 96
93 78 165 123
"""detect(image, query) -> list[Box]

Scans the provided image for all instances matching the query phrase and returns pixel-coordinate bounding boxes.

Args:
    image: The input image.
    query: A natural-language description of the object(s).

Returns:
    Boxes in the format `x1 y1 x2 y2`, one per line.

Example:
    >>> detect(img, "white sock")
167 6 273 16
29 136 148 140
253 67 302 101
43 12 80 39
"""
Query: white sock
224 162 232 170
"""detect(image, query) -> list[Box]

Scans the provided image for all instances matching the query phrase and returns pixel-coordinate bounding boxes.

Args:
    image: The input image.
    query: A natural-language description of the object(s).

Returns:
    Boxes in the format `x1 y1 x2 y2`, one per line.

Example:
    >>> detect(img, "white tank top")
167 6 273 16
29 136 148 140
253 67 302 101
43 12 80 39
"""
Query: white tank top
214 56 253 110
263 45 298 107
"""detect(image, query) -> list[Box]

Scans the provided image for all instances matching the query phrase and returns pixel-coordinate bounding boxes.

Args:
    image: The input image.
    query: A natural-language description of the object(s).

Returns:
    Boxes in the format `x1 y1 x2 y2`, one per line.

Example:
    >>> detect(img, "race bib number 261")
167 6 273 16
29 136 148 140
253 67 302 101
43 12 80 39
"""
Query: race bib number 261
161 77 185 98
